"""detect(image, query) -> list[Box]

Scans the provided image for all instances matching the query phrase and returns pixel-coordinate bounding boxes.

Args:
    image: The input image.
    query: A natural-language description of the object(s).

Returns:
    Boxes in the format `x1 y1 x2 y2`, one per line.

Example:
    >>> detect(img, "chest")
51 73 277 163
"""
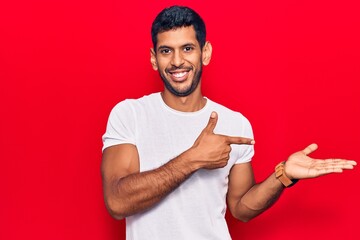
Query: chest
135 113 205 171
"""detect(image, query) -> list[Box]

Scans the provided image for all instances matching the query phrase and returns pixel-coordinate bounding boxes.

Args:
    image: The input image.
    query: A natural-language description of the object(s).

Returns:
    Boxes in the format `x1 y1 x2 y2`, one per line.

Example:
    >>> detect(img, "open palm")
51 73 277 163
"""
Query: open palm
284 143 356 180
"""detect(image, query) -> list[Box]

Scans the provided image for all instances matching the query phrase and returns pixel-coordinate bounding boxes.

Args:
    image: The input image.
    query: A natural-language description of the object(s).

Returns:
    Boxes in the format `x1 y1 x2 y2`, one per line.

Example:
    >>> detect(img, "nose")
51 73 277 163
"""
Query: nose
170 49 185 67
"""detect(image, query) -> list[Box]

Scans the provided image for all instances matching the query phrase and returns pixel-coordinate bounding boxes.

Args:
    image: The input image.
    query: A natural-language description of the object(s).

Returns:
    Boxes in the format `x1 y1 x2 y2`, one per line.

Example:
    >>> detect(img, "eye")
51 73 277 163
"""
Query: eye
160 48 171 54
184 46 193 52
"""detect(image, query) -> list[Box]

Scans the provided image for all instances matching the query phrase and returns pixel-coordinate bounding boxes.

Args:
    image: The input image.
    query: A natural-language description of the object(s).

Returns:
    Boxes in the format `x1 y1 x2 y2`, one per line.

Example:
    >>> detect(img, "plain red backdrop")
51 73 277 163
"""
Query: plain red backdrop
1 0 359 239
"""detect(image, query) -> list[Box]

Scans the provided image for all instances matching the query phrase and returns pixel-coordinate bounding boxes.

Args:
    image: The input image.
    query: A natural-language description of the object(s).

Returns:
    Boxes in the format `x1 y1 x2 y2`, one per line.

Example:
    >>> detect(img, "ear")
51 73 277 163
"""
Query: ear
150 48 158 70
202 41 213 66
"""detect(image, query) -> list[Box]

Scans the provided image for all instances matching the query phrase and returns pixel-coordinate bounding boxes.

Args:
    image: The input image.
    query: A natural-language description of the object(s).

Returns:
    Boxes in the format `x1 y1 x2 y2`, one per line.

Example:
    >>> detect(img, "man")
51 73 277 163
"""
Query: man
101 5 356 240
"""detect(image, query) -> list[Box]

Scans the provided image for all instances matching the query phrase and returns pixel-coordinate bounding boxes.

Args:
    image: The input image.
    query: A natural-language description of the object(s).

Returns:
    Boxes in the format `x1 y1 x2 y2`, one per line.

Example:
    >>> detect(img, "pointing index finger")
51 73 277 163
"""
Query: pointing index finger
225 136 255 145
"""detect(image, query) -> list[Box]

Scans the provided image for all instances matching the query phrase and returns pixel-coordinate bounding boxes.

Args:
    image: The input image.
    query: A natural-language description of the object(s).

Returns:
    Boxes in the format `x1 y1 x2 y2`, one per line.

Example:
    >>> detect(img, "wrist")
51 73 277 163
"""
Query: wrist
275 161 298 187
178 148 202 172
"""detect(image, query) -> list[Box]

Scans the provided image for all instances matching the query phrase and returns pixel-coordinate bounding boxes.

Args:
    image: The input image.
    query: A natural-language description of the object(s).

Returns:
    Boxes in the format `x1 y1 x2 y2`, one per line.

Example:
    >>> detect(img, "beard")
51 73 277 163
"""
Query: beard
159 64 203 97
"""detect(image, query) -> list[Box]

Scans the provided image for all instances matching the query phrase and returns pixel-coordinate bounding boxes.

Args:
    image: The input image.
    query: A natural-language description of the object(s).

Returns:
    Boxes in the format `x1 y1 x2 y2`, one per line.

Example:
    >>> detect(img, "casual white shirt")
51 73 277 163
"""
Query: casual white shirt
103 93 254 240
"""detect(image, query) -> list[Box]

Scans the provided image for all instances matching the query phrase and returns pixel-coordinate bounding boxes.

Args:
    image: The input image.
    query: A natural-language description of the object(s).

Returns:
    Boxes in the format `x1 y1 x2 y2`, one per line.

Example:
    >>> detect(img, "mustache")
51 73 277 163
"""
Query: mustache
165 66 193 73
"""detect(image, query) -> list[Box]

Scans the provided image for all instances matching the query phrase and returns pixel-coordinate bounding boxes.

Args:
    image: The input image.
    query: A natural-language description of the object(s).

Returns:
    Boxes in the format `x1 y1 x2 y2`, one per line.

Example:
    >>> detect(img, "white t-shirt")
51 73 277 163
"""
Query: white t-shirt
102 93 254 240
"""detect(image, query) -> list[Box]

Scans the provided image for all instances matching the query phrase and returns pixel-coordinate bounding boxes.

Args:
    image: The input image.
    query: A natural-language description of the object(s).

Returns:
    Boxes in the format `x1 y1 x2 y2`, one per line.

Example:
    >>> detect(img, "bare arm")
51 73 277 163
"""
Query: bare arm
227 144 357 222
227 163 284 222
101 144 197 219
101 112 254 219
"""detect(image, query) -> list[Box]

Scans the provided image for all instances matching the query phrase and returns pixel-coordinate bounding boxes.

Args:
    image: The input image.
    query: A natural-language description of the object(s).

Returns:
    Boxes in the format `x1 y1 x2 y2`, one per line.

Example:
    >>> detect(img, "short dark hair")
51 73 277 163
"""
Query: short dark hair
151 6 206 49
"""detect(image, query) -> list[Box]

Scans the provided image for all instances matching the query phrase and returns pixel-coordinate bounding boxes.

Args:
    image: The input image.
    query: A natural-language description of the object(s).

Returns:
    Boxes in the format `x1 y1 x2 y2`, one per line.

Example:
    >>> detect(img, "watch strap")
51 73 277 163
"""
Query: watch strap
275 161 298 187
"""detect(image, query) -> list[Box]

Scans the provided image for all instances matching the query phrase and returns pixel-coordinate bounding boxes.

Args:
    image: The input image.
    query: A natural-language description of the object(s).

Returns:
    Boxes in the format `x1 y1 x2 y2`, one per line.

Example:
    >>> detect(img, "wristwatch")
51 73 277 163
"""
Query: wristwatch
275 161 298 187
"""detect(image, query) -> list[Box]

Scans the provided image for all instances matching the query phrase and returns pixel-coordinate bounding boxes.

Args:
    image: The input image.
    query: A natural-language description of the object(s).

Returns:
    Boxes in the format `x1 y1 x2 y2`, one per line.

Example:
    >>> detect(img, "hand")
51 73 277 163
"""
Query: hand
189 111 255 169
284 143 357 179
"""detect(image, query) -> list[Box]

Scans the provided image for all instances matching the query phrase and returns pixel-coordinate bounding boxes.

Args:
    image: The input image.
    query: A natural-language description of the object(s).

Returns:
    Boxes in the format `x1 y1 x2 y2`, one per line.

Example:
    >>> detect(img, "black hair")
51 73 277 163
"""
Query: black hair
151 6 206 49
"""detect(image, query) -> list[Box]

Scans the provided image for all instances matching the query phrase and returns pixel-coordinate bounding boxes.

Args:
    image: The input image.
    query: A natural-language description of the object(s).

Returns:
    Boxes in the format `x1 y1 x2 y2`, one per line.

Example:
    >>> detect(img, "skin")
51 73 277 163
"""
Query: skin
101 26 357 222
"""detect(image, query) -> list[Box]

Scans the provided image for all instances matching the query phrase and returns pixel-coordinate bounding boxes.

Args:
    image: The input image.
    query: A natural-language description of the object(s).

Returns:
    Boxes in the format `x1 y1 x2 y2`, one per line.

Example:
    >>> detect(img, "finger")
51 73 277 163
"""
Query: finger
204 111 218 133
322 159 357 164
225 136 255 145
317 167 344 176
313 158 357 167
302 143 318 155
321 159 357 168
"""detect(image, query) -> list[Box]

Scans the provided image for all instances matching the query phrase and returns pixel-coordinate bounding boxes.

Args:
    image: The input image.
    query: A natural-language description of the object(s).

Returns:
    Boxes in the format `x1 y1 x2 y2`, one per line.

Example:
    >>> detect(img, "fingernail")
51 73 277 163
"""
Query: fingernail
211 112 216 118
251 140 255 145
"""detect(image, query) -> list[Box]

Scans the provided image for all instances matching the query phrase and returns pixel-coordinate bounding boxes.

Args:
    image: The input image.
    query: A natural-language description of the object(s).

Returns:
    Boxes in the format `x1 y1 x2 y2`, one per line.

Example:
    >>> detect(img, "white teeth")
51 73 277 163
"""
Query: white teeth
173 72 187 78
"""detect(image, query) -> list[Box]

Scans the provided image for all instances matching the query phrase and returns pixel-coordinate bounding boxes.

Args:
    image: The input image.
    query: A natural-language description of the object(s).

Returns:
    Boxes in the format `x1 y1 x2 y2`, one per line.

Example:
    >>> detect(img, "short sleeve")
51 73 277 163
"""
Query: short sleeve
235 116 255 164
102 100 136 152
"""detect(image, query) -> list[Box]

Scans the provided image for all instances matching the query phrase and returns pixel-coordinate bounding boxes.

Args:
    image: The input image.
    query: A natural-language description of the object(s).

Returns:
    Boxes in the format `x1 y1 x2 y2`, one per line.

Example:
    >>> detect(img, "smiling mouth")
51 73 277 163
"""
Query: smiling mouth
169 70 190 82
172 72 187 78
167 67 192 82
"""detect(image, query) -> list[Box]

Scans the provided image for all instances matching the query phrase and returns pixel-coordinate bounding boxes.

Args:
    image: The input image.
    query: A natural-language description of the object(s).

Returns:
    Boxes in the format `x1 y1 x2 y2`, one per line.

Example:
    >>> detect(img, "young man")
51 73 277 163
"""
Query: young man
101 6 356 240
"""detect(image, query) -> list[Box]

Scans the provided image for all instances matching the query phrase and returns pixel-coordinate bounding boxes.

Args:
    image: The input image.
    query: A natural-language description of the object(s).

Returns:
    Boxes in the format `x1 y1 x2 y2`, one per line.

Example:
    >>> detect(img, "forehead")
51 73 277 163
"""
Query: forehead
156 26 199 49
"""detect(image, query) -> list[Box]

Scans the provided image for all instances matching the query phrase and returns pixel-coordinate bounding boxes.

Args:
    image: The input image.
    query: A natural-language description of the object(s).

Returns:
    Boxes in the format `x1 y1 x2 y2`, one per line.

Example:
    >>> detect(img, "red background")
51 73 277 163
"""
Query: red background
1 0 359 239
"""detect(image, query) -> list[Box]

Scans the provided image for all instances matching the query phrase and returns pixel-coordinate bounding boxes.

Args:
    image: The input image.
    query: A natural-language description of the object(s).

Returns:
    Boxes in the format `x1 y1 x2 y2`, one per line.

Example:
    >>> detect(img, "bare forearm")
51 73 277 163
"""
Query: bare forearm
235 173 284 222
105 153 196 219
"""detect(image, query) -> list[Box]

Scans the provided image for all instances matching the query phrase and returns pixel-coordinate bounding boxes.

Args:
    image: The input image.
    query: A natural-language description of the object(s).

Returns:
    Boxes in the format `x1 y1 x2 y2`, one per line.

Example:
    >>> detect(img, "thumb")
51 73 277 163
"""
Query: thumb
204 111 218 133
302 143 318 155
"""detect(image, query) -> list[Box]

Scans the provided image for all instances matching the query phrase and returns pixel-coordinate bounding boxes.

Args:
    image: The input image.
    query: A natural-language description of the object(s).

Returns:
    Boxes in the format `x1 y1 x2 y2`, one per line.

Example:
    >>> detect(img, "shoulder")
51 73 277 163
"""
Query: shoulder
208 99 251 124
111 92 161 114
207 98 253 136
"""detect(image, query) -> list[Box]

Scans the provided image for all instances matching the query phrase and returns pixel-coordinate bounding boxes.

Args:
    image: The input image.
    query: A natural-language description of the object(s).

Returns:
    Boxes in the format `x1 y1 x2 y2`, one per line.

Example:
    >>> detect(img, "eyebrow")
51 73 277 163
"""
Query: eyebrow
157 43 197 51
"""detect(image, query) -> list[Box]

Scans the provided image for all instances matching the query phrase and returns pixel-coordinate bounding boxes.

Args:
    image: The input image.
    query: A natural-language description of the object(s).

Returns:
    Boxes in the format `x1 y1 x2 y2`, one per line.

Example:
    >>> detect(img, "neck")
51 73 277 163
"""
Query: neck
161 87 206 112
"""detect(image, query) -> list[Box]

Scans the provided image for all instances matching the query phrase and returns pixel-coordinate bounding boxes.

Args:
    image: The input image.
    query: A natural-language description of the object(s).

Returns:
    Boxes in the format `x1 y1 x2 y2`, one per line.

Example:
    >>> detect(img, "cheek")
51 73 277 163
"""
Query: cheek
156 59 169 71
186 55 202 67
